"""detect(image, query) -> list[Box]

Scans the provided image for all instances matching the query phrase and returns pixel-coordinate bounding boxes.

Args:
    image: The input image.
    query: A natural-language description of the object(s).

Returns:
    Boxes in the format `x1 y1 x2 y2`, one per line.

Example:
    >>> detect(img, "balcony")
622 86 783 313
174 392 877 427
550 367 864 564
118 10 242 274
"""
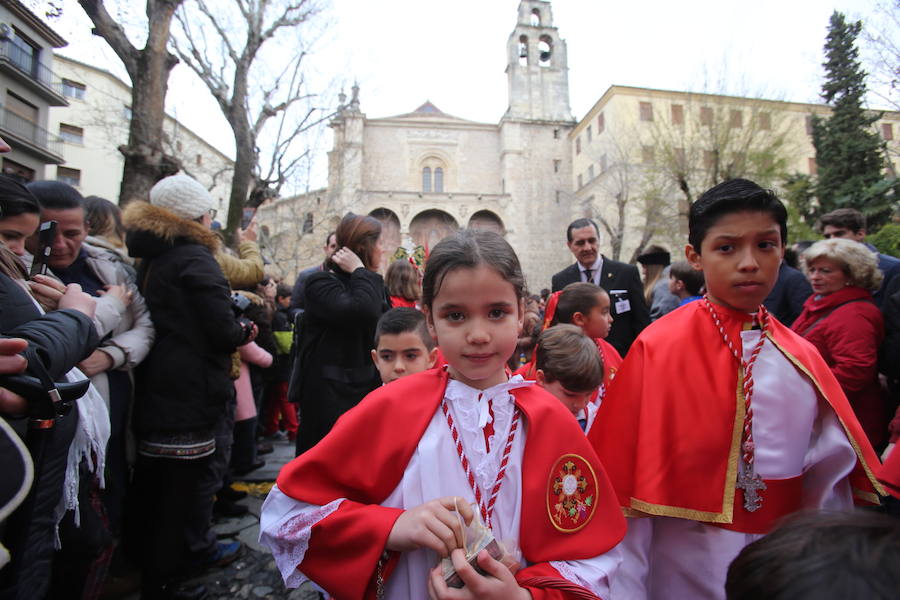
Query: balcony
0 39 68 106
0 105 64 163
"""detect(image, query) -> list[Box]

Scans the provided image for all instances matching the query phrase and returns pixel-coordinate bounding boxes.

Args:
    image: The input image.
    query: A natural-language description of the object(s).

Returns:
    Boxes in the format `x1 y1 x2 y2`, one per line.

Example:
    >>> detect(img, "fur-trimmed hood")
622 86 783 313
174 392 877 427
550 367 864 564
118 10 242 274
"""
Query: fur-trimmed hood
123 201 220 259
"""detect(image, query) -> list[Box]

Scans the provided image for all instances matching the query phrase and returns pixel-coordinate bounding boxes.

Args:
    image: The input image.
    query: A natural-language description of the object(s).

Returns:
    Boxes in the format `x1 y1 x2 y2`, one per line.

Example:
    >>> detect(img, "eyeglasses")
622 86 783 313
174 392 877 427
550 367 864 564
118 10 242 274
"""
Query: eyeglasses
208 208 217 220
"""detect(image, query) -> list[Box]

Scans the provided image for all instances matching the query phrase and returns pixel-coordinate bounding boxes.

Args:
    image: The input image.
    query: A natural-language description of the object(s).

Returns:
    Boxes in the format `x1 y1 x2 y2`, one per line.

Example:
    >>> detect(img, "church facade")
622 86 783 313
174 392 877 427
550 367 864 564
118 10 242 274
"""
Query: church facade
259 0 578 289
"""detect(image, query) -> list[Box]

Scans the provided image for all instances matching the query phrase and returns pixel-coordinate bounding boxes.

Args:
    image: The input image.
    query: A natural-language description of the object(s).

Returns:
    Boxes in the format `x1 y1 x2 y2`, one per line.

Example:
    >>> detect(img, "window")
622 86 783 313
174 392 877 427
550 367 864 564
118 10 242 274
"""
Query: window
538 35 552 67
434 167 444 193
2 158 35 183
587 165 594 180
176 140 183 152
639 102 653 122
10 31 39 78
575 136 581 154
518 35 528 66
700 106 713 126
6 92 37 123
883 123 894 141
671 104 684 125
302 212 314 233
641 145 655 163
729 110 743 128
57 167 81 186
805 115 814 135
422 167 432 192
59 123 84 144
195 154 202 166
577 174 583 188
759 112 771 130
553 128 559 139
530 8 541 26
62 79 86 100
808 157 818 175
597 112 605 133
586 125 592 142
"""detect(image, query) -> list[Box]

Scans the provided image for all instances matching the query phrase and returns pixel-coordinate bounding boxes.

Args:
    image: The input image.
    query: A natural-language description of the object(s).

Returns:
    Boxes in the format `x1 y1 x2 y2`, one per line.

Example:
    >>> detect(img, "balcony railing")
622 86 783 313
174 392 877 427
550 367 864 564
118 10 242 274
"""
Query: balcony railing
0 105 64 158
0 39 65 97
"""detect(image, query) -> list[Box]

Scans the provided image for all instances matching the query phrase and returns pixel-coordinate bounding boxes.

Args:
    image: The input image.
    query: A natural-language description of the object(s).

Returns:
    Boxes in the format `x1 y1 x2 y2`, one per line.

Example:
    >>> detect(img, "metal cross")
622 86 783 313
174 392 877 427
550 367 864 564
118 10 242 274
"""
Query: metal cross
736 468 766 512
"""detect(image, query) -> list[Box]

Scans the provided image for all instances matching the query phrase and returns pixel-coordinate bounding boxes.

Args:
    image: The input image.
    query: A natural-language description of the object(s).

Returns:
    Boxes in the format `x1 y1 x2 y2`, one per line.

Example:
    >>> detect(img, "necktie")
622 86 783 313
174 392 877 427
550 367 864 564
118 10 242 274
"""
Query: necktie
584 268 593 283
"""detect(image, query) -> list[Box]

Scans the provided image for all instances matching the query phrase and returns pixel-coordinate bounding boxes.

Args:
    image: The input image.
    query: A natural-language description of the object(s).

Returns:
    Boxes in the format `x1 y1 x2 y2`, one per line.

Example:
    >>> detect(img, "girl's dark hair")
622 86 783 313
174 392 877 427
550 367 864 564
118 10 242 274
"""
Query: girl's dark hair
0 174 40 217
689 178 787 253
329 212 382 270
551 282 606 325
385 259 420 302
84 195 125 241
422 230 525 309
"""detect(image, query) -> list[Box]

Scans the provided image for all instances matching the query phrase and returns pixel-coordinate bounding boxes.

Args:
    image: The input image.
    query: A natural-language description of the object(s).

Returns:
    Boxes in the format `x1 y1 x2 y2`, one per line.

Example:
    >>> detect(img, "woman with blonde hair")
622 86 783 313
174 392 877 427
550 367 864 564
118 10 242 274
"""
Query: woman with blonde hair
637 244 679 320
792 238 886 448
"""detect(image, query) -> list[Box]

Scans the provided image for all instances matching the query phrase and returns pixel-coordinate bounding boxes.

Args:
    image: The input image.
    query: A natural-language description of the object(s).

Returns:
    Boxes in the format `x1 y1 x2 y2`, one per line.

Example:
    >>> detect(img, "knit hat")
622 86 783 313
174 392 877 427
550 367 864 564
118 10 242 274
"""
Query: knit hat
149 173 214 221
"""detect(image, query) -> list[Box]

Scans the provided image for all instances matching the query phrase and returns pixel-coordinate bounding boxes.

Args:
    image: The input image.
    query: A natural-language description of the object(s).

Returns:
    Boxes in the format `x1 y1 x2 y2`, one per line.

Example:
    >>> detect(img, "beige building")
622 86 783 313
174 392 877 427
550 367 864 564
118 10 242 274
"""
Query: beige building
46 55 234 210
260 0 577 288
260 0 900 286
0 0 67 182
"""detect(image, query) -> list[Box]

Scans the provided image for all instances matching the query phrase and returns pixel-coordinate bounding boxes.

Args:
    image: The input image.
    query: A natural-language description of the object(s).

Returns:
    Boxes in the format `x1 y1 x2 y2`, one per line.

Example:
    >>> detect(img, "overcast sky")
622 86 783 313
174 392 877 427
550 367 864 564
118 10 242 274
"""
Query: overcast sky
49 0 890 190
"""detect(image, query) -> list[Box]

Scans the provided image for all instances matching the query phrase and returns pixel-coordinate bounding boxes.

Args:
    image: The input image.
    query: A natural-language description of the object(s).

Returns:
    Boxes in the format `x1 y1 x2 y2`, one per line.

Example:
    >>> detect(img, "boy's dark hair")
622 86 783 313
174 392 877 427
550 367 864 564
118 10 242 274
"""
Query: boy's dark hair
26 180 84 212
374 307 435 350
669 261 705 296
0 175 40 217
688 179 787 253
725 510 900 600
818 208 865 233
540 288 550 301
551 282 606 326
566 218 600 243
275 283 292 300
535 324 603 393
422 230 525 308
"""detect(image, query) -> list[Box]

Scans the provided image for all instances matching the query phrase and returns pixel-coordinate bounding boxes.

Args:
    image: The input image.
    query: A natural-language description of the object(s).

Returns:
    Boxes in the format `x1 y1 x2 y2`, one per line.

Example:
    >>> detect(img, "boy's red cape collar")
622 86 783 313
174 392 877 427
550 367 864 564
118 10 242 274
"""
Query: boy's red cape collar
588 300 884 527
278 368 626 561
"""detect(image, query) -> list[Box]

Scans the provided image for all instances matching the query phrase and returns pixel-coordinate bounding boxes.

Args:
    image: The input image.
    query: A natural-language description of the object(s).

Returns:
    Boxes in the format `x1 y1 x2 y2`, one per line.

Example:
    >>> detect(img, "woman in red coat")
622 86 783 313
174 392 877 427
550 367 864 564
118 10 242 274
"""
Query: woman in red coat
792 238 887 448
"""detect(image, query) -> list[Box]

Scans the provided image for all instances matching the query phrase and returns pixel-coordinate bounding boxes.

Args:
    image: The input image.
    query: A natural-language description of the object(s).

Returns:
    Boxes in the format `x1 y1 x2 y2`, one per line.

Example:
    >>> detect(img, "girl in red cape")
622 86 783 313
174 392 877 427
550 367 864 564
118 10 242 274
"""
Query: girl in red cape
260 231 625 600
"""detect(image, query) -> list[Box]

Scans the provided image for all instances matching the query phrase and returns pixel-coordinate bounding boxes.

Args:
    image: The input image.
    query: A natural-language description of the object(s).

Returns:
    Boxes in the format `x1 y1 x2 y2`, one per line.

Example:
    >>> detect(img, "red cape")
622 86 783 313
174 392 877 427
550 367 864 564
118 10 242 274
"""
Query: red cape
278 368 626 599
588 301 883 528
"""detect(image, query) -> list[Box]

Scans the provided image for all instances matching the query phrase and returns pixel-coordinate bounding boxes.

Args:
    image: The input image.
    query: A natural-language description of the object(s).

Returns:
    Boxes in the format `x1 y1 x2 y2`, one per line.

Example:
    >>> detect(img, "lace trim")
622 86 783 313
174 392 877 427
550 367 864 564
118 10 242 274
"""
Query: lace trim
550 559 603 597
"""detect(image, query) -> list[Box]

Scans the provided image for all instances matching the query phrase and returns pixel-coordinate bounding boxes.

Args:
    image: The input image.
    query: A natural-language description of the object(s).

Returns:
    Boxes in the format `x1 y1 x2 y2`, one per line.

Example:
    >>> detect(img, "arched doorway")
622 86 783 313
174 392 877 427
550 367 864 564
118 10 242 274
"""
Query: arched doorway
369 207 401 273
467 210 505 236
409 209 459 251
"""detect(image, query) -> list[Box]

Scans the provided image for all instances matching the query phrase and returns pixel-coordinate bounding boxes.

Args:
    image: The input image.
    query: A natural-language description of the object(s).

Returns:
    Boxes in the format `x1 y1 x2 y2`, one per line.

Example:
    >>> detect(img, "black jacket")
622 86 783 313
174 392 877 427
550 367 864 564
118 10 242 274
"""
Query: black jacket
291 266 389 454
551 258 650 355
124 202 248 435
763 262 812 327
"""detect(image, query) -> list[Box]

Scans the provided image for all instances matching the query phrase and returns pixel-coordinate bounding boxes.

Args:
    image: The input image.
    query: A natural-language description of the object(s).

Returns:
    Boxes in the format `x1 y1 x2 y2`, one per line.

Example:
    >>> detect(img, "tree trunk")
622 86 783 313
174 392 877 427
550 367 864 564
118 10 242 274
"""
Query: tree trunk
227 135 255 233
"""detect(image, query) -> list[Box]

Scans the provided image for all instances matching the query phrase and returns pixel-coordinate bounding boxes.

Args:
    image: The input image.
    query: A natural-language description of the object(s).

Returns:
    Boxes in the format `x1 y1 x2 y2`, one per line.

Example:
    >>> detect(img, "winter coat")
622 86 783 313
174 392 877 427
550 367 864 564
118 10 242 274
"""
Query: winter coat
290 266 390 453
123 202 249 436
791 286 887 447
217 241 264 289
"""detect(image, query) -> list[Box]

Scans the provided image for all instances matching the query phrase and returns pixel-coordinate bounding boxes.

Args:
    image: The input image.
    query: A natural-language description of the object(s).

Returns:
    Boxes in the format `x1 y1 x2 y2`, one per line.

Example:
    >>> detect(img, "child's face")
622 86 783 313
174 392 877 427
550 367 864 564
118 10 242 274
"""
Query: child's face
371 332 437 384
667 274 680 295
574 292 613 339
536 371 594 417
686 211 783 313
424 265 523 390
276 295 291 308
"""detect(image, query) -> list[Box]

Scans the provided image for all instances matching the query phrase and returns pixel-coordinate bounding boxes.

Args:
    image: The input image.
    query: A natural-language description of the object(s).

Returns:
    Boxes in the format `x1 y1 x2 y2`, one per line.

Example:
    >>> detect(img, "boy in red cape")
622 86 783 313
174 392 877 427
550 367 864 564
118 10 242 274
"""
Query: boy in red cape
588 179 884 600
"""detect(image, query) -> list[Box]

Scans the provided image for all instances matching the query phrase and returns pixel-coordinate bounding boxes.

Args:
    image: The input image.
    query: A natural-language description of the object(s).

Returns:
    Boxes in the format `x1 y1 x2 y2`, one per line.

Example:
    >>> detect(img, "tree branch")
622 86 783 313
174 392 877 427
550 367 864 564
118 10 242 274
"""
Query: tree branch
78 0 140 78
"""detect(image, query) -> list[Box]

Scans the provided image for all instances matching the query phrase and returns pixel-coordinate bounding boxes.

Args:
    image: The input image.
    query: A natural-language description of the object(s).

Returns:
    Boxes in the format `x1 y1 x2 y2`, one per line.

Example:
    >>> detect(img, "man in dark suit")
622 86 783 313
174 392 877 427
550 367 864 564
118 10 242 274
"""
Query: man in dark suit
763 260 812 327
551 218 650 355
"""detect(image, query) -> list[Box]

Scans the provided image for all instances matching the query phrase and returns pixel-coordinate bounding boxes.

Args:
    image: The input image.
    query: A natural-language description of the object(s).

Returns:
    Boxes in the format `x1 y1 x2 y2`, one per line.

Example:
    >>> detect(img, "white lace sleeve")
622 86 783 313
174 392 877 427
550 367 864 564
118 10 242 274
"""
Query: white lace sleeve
258 484 344 588
550 544 622 599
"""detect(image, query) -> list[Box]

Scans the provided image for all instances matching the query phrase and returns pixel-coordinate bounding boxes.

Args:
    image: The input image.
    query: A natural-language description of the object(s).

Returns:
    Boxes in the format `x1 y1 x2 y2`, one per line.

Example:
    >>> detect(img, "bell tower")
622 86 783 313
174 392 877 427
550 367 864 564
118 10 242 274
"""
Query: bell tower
505 0 572 122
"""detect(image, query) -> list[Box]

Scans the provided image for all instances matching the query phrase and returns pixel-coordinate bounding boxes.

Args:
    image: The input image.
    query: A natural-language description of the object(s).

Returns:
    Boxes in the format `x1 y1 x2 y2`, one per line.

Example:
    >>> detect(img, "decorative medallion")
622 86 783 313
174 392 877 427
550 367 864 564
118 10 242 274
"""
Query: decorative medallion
546 454 598 533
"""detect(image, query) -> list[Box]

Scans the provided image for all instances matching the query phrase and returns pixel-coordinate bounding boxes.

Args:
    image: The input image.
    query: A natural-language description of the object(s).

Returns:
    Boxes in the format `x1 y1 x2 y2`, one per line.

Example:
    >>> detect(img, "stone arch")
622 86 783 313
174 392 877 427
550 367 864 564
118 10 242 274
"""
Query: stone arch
418 152 449 193
409 209 459 250
530 8 541 27
369 207 402 273
467 210 505 236
538 34 553 67
518 34 528 66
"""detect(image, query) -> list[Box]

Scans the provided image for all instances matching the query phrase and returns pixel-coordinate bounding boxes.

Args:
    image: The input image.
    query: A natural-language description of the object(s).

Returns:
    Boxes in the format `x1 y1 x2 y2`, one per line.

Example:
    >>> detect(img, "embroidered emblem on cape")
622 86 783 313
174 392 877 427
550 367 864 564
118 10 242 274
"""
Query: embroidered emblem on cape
547 454 598 533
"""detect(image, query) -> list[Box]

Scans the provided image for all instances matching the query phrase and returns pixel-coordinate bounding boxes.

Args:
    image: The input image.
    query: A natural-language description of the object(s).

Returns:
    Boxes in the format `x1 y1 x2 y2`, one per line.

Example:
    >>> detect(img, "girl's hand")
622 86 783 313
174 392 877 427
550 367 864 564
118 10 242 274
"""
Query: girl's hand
386 497 473 557
427 549 531 600
331 247 365 273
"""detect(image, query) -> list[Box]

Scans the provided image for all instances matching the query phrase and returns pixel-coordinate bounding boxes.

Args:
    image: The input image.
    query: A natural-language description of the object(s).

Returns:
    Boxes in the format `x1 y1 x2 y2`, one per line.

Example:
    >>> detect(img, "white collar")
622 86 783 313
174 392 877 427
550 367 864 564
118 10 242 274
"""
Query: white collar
445 375 532 428
578 256 603 274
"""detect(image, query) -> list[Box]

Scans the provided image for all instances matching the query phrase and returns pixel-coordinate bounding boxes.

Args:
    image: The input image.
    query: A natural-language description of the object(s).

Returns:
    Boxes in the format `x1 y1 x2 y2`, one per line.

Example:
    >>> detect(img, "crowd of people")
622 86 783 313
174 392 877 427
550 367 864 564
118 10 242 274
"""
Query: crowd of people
0 144 899 600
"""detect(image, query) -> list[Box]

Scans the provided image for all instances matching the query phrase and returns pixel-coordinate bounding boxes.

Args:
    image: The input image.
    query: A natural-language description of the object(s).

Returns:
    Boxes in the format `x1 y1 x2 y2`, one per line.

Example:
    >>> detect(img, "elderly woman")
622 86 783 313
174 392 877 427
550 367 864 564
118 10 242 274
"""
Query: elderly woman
791 238 886 448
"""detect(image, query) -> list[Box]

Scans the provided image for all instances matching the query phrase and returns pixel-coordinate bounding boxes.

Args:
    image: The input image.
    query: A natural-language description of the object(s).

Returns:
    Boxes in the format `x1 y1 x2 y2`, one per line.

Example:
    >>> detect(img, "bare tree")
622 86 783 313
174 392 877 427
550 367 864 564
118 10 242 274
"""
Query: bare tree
78 0 183 204
172 0 331 233
862 1 900 112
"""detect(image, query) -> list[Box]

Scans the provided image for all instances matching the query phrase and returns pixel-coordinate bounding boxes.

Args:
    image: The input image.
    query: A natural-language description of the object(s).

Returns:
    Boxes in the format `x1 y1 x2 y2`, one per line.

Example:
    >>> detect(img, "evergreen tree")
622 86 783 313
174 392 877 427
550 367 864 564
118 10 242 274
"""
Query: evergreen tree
811 11 888 226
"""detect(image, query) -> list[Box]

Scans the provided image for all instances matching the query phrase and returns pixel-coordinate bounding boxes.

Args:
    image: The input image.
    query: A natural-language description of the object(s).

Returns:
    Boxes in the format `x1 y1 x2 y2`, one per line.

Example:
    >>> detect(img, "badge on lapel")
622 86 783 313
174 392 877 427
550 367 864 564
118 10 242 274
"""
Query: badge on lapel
547 454 598 533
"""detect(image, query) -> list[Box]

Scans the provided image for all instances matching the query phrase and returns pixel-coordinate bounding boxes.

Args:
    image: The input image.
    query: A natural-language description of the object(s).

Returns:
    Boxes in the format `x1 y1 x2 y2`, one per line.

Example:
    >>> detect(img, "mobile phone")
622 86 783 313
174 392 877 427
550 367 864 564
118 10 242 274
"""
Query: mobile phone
29 220 57 278
241 208 255 230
